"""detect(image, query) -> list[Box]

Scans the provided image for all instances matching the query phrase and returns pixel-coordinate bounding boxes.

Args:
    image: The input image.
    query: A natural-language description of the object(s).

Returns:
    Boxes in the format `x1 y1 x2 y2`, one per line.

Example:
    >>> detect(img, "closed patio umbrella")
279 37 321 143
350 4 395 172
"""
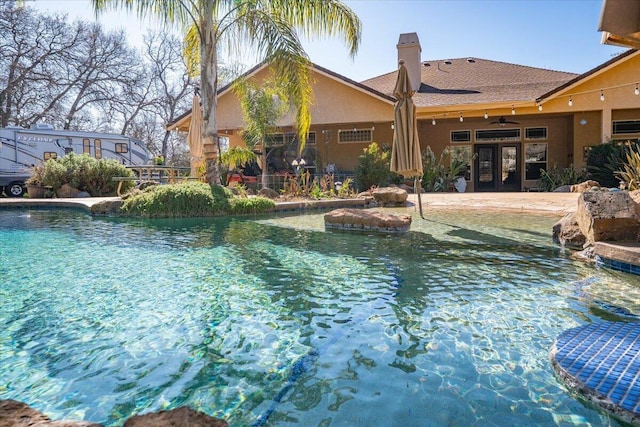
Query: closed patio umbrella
187 92 204 177
391 60 425 218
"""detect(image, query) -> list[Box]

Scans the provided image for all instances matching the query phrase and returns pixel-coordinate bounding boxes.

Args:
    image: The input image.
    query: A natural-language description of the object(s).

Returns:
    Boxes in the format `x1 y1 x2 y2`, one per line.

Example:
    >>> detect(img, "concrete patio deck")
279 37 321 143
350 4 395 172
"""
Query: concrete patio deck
0 192 581 214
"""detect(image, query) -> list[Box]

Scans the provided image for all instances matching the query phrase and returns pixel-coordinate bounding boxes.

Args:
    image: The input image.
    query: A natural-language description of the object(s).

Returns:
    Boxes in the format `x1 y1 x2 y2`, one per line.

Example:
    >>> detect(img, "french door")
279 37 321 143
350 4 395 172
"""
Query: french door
474 143 521 192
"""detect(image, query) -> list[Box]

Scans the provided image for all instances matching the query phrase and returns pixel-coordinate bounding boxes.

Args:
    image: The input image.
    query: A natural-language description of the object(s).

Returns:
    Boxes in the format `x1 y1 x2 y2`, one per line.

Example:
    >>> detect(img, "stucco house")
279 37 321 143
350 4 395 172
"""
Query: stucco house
170 32 640 192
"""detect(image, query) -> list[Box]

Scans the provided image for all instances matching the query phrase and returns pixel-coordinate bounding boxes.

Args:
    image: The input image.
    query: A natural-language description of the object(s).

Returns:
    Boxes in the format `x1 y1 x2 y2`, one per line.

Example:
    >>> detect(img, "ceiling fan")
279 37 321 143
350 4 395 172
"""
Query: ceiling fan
490 116 519 126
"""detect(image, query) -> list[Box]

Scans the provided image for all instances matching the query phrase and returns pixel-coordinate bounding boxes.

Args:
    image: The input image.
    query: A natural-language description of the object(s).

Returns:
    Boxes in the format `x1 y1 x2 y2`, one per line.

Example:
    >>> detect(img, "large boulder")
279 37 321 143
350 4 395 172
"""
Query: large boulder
324 208 411 233
571 180 600 193
372 187 408 206
123 406 228 427
90 199 123 216
0 400 102 427
575 191 640 244
552 212 587 248
56 184 80 198
257 188 279 199
56 184 80 199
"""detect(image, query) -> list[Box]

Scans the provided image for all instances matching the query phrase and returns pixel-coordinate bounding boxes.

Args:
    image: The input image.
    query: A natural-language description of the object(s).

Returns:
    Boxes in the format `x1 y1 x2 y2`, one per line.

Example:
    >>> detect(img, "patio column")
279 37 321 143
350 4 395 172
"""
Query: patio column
601 108 612 143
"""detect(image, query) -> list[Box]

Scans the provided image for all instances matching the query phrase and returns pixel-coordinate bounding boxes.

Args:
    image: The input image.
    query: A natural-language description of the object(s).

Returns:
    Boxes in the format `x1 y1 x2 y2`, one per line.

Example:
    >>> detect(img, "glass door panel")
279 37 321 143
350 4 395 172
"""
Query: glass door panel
500 144 520 191
475 145 497 191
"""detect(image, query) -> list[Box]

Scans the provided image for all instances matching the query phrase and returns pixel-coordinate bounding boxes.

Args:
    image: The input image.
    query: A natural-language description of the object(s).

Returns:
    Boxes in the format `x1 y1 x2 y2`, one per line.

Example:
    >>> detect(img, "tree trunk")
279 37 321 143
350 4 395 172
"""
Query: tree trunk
200 11 220 185
261 140 268 189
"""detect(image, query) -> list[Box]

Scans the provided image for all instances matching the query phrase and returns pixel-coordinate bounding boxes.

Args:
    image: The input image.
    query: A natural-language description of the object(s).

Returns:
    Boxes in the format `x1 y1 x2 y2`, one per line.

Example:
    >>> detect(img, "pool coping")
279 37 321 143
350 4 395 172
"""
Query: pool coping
594 242 640 275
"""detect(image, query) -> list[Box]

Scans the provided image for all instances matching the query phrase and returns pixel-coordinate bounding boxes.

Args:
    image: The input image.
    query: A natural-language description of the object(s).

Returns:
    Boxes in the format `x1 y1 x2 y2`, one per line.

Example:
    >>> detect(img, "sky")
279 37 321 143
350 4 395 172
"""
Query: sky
30 0 626 82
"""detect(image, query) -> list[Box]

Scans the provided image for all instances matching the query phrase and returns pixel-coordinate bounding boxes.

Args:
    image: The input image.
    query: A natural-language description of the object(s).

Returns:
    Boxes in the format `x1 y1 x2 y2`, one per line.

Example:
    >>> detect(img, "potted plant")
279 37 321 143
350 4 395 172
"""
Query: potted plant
25 163 51 198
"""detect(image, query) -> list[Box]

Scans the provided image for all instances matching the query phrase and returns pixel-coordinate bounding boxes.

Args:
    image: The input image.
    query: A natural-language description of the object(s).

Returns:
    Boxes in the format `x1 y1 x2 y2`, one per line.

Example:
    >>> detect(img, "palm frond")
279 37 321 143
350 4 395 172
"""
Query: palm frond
265 0 361 57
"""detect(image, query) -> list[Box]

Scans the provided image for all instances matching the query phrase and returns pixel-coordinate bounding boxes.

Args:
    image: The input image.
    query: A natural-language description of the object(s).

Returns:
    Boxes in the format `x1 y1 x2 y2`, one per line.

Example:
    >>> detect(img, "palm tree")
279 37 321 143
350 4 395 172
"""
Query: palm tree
233 77 289 189
91 0 361 185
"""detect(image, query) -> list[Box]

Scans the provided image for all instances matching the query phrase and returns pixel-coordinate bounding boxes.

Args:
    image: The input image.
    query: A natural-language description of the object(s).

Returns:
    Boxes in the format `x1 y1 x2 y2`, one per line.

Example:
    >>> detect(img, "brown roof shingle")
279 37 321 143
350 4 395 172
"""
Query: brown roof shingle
362 57 578 108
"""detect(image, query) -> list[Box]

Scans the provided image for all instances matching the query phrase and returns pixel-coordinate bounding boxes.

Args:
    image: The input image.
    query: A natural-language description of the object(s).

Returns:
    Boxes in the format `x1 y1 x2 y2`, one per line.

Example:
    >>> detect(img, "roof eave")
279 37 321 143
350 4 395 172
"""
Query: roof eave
166 61 395 131
536 48 639 103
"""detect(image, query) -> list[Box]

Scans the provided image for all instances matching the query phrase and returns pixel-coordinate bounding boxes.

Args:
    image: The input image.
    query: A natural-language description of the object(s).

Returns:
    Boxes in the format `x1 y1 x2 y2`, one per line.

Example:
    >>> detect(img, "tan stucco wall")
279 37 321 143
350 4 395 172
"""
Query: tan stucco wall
317 122 395 172
216 66 393 133
417 115 573 192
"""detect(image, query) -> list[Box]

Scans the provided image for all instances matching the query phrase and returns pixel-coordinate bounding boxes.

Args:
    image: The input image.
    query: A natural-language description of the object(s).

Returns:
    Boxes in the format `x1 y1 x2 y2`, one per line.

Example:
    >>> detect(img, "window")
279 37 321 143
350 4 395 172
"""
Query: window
451 145 472 181
338 128 373 143
525 127 547 140
115 143 129 153
525 143 547 180
612 120 640 134
451 130 471 143
43 152 58 160
475 128 521 142
83 138 90 154
94 139 102 159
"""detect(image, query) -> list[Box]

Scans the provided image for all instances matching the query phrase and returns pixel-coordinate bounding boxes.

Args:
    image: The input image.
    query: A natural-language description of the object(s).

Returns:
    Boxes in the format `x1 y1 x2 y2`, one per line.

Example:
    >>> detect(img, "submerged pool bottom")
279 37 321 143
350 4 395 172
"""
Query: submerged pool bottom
1 209 640 426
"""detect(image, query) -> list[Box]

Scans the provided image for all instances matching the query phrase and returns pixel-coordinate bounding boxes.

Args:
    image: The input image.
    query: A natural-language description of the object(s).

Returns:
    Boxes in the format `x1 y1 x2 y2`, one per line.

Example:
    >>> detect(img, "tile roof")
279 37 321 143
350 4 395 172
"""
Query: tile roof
361 58 578 108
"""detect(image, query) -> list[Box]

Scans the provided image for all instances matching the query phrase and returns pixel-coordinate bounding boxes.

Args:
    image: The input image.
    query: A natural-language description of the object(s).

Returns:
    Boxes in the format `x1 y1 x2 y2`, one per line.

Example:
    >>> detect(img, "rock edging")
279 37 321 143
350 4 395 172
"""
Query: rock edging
0 400 229 427
324 208 411 233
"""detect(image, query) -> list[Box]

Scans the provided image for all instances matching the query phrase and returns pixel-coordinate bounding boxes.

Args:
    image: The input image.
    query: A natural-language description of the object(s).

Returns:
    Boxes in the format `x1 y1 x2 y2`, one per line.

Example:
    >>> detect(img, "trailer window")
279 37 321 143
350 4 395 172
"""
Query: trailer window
115 143 129 154
83 138 90 154
94 139 102 159
43 152 58 160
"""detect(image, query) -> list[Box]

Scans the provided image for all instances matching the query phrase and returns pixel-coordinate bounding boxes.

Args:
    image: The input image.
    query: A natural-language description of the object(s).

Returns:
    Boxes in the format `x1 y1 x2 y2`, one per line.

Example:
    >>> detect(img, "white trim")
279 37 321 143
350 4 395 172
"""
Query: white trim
450 129 472 143
475 128 521 142
338 128 373 144
524 126 548 141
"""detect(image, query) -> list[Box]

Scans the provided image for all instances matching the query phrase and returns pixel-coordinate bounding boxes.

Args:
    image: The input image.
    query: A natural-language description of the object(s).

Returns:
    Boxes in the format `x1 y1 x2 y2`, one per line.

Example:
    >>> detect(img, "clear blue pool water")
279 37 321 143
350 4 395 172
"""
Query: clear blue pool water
1 207 640 426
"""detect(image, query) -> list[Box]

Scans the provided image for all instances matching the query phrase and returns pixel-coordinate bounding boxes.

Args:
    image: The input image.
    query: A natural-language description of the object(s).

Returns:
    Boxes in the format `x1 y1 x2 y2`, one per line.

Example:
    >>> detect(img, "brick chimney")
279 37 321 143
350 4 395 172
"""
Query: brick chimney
397 33 422 92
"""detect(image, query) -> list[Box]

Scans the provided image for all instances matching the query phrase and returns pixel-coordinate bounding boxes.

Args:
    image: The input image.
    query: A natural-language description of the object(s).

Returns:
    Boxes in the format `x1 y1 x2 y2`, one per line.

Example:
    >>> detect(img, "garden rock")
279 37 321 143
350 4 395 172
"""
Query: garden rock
257 188 279 199
324 208 411 233
0 399 102 427
56 184 80 198
575 191 640 244
372 187 408 206
553 185 572 192
552 212 587 248
123 406 228 427
571 180 600 192
90 200 123 216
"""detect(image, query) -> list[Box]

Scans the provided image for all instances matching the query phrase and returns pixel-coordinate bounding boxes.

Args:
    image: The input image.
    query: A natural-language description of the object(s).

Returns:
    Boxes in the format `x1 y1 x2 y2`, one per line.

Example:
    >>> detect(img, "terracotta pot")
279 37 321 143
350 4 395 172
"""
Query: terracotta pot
26 185 48 198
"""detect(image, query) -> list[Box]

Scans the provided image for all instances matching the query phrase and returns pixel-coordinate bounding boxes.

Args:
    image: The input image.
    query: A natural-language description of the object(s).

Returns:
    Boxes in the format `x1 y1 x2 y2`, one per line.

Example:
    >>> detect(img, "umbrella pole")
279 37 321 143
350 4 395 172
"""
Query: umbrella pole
414 176 426 219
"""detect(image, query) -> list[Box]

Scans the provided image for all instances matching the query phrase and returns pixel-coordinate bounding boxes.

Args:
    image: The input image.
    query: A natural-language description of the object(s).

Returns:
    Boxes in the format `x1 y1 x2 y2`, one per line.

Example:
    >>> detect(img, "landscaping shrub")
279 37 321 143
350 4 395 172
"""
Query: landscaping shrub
537 164 587 192
616 143 640 190
354 142 397 191
421 146 467 192
230 197 275 214
121 182 215 217
585 142 628 188
35 153 135 195
120 182 274 218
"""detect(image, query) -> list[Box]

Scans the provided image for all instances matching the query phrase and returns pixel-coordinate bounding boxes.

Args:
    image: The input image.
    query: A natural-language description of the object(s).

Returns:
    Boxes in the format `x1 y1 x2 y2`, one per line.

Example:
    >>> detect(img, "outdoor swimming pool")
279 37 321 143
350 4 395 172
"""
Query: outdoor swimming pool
1 207 640 426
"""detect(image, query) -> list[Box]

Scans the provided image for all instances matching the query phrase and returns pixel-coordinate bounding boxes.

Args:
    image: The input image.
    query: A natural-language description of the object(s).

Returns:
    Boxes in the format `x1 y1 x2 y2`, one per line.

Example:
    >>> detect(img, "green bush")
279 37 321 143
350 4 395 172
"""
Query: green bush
616 144 640 190
32 153 135 196
121 182 215 217
354 142 397 191
537 164 588 192
421 146 467 192
120 182 274 218
230 197 275 214
585 142 628 188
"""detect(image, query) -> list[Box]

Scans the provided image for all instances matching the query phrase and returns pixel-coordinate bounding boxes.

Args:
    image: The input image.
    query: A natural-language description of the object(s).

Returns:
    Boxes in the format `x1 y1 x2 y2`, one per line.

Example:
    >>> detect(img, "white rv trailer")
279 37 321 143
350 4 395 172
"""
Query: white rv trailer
0 124 151 197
